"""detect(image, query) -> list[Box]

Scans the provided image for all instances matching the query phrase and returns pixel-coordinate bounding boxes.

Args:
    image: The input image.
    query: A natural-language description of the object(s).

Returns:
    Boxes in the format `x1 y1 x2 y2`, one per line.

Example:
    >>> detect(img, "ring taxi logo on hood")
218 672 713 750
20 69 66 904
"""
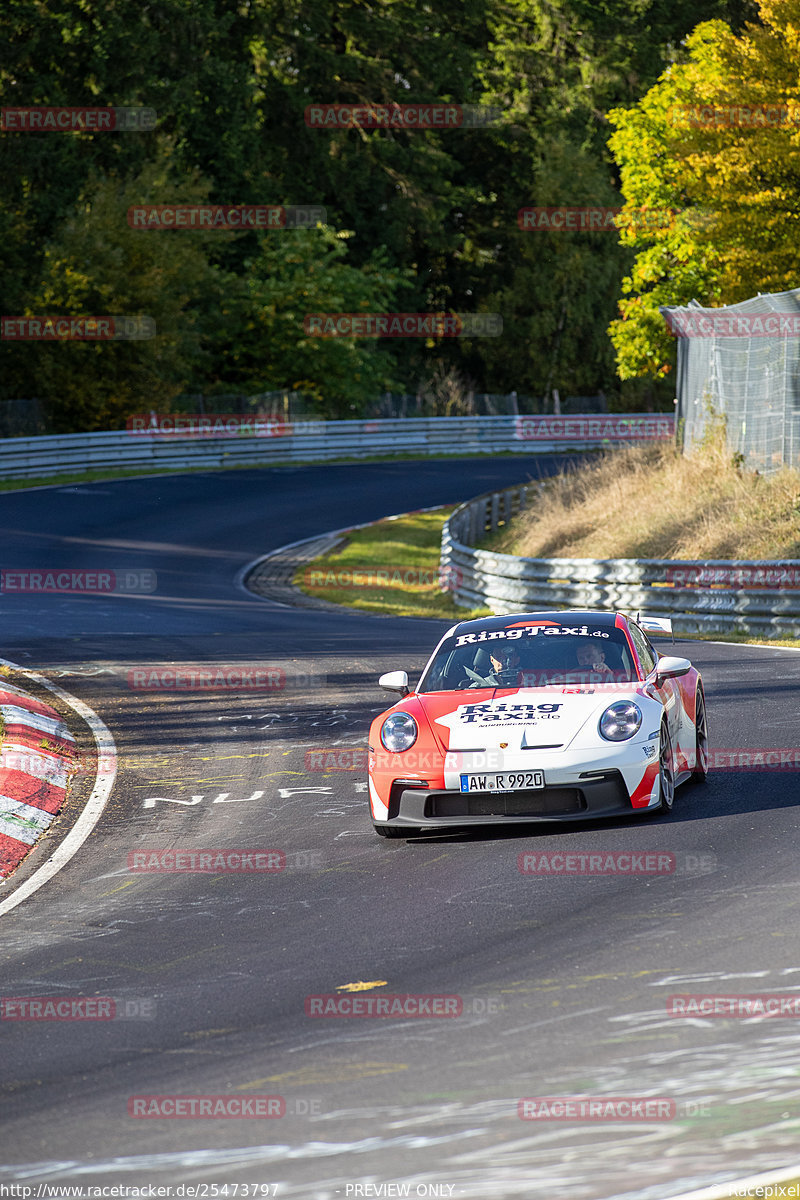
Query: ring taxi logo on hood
438 701 564 727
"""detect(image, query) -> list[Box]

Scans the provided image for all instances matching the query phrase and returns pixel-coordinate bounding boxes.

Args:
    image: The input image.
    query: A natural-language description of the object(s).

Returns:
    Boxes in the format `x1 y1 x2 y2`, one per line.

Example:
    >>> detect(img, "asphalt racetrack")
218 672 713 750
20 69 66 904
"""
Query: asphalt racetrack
2 457 800 1200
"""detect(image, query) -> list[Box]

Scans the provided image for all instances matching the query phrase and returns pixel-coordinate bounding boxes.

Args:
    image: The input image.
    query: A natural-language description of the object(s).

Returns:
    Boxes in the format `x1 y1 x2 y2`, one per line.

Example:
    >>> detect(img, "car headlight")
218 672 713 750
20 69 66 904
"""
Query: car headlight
599 701 642 742
380 712 418 752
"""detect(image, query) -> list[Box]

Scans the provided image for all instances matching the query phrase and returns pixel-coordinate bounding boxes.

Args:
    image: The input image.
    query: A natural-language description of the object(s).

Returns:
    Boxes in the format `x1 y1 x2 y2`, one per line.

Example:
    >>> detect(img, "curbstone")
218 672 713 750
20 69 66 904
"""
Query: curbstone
0 687 77 877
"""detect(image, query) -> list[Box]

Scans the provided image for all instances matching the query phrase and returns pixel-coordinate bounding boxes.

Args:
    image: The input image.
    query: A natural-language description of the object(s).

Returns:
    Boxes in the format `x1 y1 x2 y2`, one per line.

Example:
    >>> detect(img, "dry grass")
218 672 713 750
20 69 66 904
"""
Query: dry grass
486 431 800 560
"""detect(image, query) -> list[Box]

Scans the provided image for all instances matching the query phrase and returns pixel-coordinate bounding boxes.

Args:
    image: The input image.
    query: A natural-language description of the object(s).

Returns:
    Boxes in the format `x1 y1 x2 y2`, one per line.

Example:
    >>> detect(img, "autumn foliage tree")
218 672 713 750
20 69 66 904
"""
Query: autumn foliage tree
608 0 800 380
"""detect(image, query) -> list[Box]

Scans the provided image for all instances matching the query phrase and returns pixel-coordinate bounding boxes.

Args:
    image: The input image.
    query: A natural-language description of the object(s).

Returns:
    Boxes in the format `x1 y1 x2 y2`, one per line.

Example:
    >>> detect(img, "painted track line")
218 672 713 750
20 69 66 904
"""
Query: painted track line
0 657 117 916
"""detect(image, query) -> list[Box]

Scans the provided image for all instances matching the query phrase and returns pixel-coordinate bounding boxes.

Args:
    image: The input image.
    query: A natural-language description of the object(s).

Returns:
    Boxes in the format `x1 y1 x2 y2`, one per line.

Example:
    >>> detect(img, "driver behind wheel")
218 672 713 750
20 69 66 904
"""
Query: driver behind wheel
488 644 522 683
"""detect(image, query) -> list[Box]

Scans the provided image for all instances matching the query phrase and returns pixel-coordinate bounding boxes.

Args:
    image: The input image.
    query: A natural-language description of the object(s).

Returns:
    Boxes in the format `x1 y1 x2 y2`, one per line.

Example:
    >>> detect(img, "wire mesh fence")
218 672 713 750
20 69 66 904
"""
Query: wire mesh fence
661 288 800 474
365 391 608 417
0 397 50 439
0 389 611 435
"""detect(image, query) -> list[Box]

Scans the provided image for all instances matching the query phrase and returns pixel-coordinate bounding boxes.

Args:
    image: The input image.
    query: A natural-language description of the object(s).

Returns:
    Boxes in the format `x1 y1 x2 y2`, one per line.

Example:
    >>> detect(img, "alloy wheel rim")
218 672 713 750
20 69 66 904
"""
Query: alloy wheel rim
696 694 708 773
660 727 675 808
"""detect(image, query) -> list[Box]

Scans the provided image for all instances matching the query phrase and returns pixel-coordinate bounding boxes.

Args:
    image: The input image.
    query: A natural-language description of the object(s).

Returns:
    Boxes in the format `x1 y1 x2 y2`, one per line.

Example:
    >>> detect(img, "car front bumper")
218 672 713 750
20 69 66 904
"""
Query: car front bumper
376 769 657 829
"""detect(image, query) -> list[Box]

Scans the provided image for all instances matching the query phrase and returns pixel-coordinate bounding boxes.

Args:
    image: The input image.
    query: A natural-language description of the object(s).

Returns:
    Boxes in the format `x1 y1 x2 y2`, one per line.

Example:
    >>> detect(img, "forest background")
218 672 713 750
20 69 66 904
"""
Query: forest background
4 0 795 432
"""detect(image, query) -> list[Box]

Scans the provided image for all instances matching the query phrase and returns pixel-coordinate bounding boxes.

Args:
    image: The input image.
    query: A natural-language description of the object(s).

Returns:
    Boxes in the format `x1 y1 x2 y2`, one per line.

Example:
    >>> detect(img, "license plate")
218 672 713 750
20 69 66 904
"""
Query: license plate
459 771 544 793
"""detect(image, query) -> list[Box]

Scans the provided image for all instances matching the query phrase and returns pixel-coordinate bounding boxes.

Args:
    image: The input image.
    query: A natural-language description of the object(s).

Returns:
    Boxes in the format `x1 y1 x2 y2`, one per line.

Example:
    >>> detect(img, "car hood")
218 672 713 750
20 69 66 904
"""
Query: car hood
422 685 654 753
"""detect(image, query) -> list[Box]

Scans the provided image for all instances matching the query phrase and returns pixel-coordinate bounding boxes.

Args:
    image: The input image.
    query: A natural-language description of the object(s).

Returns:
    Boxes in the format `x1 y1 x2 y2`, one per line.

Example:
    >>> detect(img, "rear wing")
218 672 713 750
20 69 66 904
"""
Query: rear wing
637 615 674 642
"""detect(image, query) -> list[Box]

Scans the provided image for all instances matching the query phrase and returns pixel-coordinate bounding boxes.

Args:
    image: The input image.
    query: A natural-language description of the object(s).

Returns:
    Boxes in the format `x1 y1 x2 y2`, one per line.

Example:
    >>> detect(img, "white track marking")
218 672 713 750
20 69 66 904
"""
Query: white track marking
0 658 117 915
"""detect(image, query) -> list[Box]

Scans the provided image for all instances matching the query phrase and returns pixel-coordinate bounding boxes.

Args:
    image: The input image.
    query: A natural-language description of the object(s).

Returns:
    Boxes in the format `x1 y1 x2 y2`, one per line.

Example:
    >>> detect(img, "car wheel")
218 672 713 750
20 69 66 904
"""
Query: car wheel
657 720 675 812
373 824 421 838
689 687 709 784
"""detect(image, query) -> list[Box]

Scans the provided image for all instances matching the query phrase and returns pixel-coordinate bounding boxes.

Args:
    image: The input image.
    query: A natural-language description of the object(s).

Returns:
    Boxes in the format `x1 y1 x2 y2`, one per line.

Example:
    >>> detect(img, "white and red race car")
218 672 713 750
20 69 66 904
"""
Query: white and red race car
368 610 708 837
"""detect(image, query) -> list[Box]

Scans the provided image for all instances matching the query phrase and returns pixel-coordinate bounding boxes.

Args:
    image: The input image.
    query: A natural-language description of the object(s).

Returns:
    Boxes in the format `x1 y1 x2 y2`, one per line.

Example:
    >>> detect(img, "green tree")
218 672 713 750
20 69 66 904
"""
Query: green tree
0 0 259 331
11 153 229 430
225 225 409 416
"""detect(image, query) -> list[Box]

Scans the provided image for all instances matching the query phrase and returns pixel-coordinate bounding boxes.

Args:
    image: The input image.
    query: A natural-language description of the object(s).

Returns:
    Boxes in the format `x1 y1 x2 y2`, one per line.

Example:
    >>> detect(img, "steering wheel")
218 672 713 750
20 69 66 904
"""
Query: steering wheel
463 666 495 686
493 668 520 687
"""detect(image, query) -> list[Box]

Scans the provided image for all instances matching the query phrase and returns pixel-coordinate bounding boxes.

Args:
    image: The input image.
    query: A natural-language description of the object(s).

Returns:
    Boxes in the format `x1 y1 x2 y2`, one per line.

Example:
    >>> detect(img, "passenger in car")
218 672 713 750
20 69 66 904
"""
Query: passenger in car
575 642 614 677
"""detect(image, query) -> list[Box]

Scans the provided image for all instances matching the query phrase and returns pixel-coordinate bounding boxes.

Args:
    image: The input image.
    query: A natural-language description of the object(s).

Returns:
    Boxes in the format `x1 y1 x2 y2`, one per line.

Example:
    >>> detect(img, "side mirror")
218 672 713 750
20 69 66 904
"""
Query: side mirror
379 670 410 696
653 655 691 687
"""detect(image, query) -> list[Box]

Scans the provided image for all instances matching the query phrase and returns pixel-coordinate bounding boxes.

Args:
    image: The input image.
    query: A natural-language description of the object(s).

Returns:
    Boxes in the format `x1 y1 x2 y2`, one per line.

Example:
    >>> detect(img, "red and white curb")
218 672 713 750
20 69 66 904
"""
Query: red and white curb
0 688 77 877
0 662 117 915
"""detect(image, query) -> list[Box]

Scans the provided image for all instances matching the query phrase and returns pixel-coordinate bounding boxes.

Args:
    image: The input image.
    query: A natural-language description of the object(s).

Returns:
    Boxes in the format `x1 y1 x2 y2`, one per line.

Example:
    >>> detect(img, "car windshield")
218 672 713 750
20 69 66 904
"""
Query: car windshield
418 619 638 692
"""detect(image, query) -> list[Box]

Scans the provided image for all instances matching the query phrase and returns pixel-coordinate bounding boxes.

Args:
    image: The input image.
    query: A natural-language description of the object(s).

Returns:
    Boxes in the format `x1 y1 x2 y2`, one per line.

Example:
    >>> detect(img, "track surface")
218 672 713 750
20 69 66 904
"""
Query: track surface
1 458 800 1199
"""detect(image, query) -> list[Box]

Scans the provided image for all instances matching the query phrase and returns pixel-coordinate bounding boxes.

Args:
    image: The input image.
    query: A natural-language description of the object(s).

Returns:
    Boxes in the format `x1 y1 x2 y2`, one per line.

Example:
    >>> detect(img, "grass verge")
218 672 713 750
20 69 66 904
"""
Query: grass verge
294 501 800 647
294 506 490 621
0 466 207 492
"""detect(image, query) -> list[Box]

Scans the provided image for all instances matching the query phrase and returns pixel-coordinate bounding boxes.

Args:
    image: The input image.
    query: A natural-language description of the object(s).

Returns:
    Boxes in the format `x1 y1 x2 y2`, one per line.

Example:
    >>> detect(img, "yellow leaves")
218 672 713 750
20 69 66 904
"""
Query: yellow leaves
609 0 800 378
757 1 800 46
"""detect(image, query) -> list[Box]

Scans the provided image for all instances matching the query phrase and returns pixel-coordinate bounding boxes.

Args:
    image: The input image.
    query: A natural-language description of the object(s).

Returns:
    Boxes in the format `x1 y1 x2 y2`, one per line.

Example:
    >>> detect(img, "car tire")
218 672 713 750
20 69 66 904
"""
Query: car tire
656 720 675 813
689 686 709 784
373 824 421 839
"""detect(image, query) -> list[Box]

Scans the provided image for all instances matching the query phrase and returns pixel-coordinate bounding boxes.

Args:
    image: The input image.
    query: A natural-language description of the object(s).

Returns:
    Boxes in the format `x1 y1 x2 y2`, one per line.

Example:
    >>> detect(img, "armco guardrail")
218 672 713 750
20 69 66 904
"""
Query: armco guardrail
441 486 800 637
0 413 673 480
